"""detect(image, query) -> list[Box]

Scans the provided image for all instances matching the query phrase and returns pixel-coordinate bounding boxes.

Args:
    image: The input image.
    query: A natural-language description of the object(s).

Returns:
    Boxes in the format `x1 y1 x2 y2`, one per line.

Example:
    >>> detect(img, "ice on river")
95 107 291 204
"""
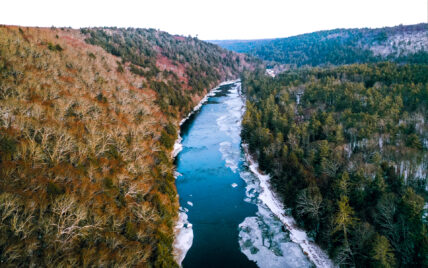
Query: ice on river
213 83 325 267
219 141 240 173
239 210 312 268
241 145 334 268
216 84 245 143
238 169 313 268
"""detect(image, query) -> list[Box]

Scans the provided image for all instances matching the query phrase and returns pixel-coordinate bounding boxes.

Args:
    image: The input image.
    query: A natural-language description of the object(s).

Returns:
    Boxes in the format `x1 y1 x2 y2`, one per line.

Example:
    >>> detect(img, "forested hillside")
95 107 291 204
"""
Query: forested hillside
0 25 257 267
242 63 428 267
81 27 258 118
212 23 428 67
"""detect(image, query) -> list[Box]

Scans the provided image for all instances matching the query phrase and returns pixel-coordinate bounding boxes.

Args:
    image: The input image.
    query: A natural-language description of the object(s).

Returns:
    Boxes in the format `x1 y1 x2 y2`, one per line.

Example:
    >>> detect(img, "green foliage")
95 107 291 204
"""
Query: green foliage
47 42 63 52
242 63 428 267
103 177 114 189
215 23 428 67
371 235 396 268
46 182 65 196
125 221 137 239
334 196 357 243
406 133 423 149
160 129 174 149
0 134 17 161
96 92 107 103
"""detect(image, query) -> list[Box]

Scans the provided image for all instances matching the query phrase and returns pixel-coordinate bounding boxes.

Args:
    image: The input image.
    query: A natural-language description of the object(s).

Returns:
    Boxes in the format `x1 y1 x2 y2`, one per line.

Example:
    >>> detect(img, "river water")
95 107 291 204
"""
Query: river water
175 81 313 268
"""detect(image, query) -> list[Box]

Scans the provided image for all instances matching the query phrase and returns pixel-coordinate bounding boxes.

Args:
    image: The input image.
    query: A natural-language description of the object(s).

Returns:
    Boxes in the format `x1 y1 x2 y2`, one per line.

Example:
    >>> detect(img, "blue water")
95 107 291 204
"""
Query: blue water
175 82 312 268
176 83 257 268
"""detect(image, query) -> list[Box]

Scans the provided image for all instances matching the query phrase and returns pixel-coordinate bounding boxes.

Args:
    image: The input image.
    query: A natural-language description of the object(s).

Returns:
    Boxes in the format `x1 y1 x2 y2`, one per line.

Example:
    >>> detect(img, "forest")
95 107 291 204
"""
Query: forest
213 23 428 67
241 63 428 267
0 25 258 267
81 27 259 117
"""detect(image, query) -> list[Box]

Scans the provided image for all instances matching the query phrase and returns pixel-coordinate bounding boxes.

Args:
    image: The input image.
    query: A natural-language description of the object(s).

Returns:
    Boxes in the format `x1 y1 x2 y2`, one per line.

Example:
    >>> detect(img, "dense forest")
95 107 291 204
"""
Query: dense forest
0 25 258 267
212 23 428 67
241 63 427 267
81 27 259 118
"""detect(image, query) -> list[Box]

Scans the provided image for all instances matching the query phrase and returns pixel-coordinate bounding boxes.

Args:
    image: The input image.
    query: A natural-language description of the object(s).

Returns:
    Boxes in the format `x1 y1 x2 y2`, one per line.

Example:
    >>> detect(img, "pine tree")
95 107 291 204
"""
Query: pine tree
371 235 396 268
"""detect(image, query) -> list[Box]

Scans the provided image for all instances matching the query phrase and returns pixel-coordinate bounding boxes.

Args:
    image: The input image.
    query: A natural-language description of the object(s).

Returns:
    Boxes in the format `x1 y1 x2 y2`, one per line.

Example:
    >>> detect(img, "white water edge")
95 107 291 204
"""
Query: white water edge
216 83 315 268
242 144 334 268
172 79 240 266
172 79 240 158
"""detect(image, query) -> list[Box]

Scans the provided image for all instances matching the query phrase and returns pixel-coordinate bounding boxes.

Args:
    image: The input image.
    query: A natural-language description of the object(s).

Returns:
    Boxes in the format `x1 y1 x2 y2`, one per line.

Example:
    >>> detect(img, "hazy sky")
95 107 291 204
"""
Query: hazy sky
2 0 426 40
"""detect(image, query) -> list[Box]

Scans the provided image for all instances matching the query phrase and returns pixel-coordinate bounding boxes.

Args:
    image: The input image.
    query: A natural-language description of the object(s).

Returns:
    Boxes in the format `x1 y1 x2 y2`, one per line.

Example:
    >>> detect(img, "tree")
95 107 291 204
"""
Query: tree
371 235 396 268
296 186 323 230
334 195 357 245
336 172 350 197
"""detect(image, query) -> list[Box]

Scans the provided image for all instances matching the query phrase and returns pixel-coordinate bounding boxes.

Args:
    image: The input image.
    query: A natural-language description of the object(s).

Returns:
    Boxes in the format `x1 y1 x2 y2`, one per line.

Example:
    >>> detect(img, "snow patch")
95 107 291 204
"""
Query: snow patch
173 210 193 266
242 144 334 268
172 135 183 158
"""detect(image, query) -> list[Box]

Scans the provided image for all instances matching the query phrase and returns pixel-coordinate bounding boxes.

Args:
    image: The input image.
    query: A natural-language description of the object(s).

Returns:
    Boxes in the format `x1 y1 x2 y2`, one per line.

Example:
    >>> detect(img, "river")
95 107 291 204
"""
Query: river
174 81 317 268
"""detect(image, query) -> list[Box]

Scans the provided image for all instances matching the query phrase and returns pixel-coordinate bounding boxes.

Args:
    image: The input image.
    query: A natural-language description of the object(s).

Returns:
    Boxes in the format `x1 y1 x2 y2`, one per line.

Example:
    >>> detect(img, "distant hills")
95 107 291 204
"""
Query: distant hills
210 23 428 67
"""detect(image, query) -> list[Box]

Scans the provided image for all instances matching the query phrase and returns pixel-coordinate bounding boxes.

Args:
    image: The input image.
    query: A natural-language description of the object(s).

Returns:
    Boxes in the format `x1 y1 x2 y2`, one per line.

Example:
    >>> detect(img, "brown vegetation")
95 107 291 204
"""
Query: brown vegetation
0 26 175 267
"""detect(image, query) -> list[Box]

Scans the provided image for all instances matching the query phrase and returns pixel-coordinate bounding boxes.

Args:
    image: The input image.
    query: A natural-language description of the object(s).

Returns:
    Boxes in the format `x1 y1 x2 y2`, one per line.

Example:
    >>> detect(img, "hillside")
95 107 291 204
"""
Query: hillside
0 25 258 267
211 23 428 67
241 63 428 266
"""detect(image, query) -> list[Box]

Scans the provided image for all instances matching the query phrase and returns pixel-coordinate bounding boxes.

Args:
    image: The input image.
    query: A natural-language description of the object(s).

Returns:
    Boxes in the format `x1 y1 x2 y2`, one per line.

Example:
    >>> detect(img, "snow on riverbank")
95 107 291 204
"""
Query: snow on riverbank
172 79 240 266
173 209 194 266
242 144 334 268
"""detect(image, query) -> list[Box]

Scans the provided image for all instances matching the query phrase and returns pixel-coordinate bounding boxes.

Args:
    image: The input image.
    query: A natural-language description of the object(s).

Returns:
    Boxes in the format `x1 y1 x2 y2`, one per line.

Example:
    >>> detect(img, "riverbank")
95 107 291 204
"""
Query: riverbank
242 144 334 268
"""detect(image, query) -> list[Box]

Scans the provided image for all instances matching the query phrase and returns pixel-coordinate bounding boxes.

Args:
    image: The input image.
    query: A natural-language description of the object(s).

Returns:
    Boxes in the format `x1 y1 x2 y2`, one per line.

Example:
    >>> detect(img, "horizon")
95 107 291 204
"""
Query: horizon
206 22 427 41
5 22 426 42
2 0 426 40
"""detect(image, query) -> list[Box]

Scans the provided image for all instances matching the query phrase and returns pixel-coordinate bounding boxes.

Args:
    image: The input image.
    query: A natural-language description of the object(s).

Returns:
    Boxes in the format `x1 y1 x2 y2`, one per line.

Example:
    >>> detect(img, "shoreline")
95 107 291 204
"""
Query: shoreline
172 79 241 158
241 144 334 268
172 79 240 266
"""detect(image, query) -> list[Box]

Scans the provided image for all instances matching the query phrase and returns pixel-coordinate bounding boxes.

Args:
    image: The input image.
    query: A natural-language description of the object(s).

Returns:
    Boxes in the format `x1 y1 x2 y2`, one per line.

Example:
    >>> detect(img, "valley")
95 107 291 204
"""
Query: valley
0 21 427 268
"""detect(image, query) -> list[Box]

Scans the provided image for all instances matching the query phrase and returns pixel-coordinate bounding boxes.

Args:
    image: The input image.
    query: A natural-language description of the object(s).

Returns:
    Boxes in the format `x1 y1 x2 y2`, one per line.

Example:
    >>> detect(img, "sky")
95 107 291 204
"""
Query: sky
2 0 426 40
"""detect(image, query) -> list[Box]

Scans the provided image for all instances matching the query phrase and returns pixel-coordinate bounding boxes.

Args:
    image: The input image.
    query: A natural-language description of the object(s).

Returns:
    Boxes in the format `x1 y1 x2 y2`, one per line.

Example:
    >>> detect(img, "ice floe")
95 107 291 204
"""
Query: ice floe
238 165 313 268
219 141 240 173
239 209 312 268
241 144 334 268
